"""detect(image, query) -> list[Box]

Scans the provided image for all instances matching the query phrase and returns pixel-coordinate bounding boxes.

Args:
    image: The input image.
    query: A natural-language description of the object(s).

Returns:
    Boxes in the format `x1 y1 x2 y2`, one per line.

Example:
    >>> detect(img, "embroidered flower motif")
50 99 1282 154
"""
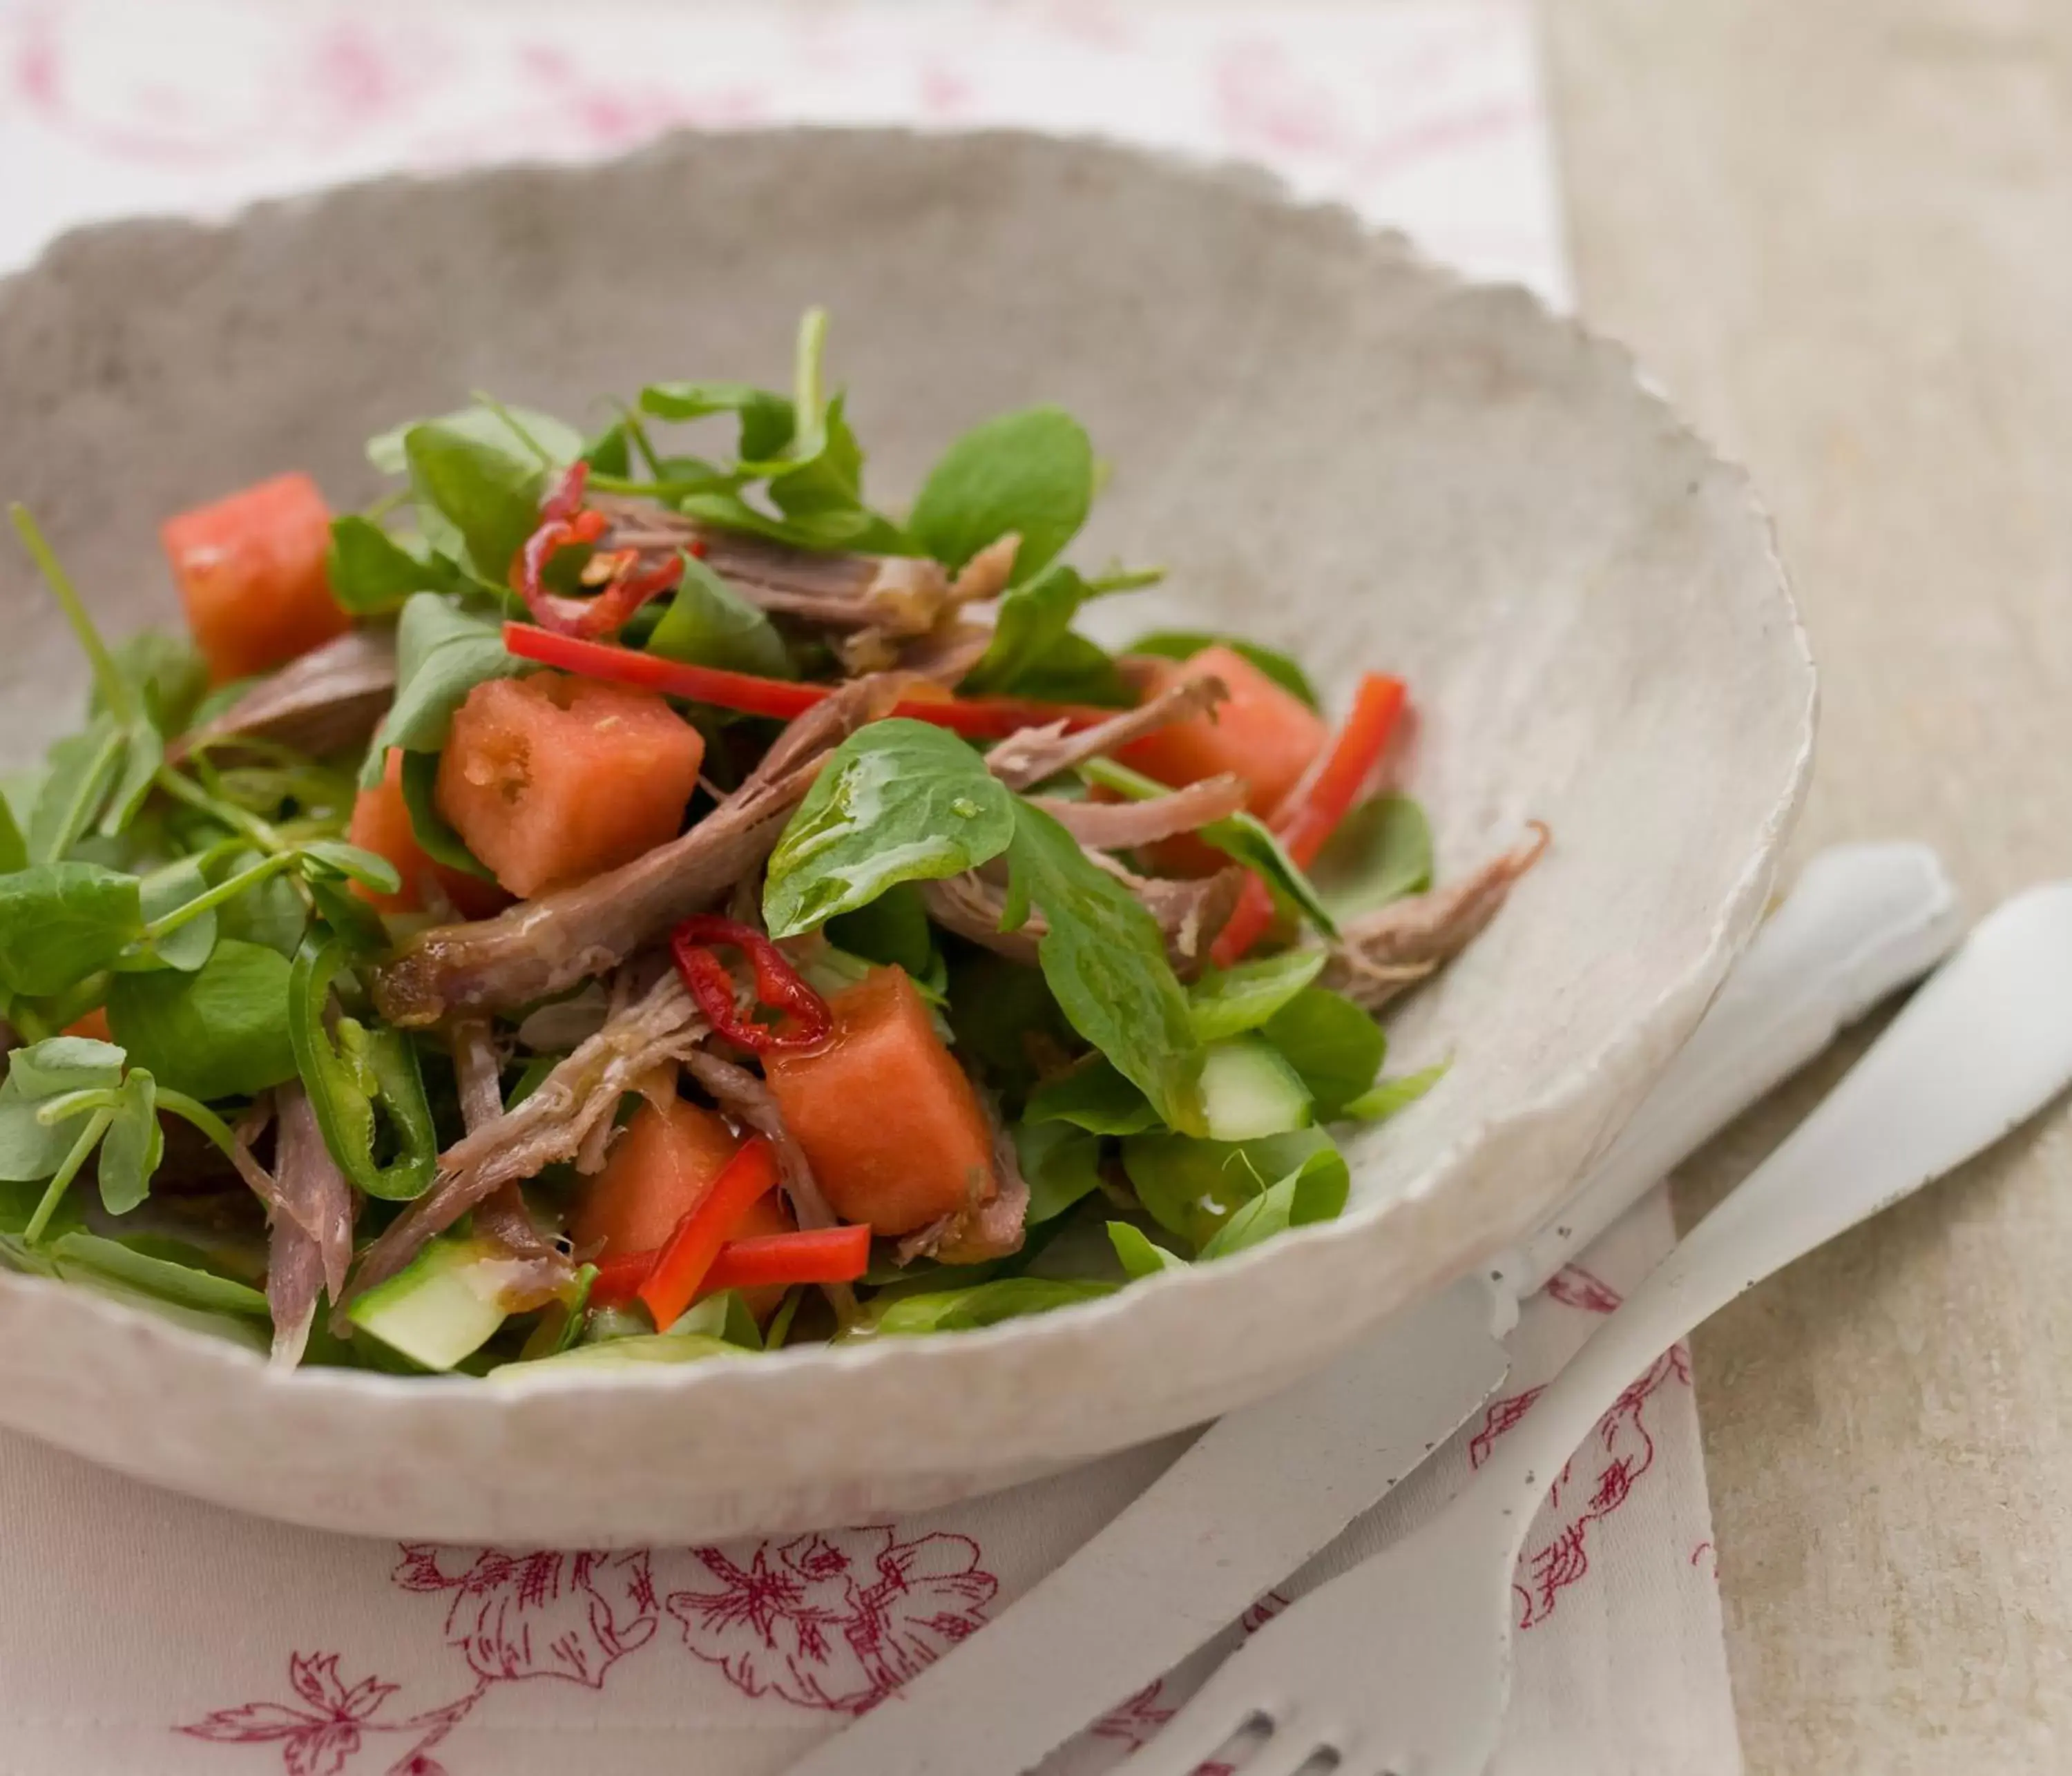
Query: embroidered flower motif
392 1545 658 1687
1091 1680 1176 1748
666 1527 997 1713
1544 1263 1622 1314
178 1654 399 1776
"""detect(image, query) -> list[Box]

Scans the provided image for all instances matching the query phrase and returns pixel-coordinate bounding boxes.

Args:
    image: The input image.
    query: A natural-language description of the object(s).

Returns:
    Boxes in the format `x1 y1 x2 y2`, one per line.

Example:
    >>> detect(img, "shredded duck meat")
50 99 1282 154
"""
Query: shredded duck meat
171 627 397 764
1032 773 1247 851
338 972 707 1319
452 1017 567 1266
371 675 910 1026
986 673 1229 792
677 1047 838 1234
265 1082 355 1369
920 862 1241 981
1321 824 1551 1011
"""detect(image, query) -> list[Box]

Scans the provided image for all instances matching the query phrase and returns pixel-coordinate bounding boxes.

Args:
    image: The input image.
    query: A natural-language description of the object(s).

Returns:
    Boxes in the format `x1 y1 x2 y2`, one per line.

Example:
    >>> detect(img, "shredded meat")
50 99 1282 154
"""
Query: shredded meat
1321 824 1551 1011
265 1082 355 1369
1032 774 1247 851
948 534 1020 608
452 1017 566 1266
920 862 1240 981
229 1094 324 1244
896 1103 1028 1266
677 1048 837 1233
372 676 910 1025
171 628 397 763
986 674 1229 792
338 972 707 1318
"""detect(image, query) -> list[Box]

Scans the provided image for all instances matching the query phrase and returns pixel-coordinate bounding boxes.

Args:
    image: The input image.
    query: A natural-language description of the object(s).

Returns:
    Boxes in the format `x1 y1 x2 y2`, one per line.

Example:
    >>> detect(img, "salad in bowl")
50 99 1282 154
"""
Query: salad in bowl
0 309 1542 1378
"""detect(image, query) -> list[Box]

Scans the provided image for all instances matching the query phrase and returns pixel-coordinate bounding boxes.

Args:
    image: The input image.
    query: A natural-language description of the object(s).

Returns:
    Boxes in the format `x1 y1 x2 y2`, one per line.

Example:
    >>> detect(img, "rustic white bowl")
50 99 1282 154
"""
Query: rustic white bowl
0 129 1813 1543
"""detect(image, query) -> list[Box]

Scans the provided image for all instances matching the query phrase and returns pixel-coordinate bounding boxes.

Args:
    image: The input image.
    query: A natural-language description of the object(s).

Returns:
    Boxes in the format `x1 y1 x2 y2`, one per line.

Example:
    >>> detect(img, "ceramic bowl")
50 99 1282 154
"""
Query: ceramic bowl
0 129 1813 1543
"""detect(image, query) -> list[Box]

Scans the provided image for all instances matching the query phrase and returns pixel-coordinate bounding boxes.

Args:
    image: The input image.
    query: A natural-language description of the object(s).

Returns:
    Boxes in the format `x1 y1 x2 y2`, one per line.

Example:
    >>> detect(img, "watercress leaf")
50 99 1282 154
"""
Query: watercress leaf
48 1230 269 1316
96 1068 162 1215
581 420 633 477
1005 800 1205 1135
106 937 298 1102
297 840 403 896
961 562 1109 697
1024 1059 1160 1135
908 406 1094 580
99 720 163 838
396 750 497 881
403 414 553 585
0 1083 81 1181
1262 987 1387 1119
1108 1220 1191 1279
1013 1120 1106 1225
305 876 390 956
213 847 309 958
499 1331 744 1373
1189 951 1328 1041
30 716 123 862
1001 631 1131 706
1342 1061 1448 1123
764 720 1017 937
678 488 879 552
825 882 934 977
102 630 208 735
129 856 216 973
1310 794 1435 923
1126 631 1319 709
943 949 1075 1096
1122 1126 1343 1250
0 862 142 996
8 1036 126 1099
361 594 532 787
325 516 454 616
765 392 867 521
0 795 24 876
1196 1141 1350 1261
646 552 794 679
861 1276 1118 1336
670 1289 765 1352
366 422 410 476
638 380 796 457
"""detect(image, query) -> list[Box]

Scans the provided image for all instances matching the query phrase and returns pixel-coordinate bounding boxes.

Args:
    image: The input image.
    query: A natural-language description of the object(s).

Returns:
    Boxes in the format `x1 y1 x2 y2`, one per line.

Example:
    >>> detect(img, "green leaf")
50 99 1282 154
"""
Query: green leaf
960 562 1125 699
825 882 934 977
1004 801 1205 1135
943 949 1074 1096
1108 1221 1191 1279
98 720 162 838
639 379 796 458
581 420 633 477
0 796 23 876
646 552 794 679
1196 1142 1350 1260
106 938 298 1102
1013 1120 1106 1225
764 720 1017 937
676 488 885 553
306 876 390 956
30 717 123 862
1079 757 1339 940
1189 951 1327 1042
403 413 556 584
1342 1061 1448 1123
326 516 453 615
8 1037 125 1099
396 750 496 882
0 862 142 996
133 856 217 972
371 403 583 479
213 847 309 958
1126 632 1319 709
1002 631 1133 706
1024 1059 1160 1135
102 630 208 735
296 840 403 897
96 1068 162 1215
48 1231 269 1316
0 1081 88 1183
1262 987 1387 1119
908 406 1095 581
500 1331 745 1373
361 594 532 787
1122 1126 1346 1251
1310 795 1435 923
671 1289 765 1352
861 1276 1117 1336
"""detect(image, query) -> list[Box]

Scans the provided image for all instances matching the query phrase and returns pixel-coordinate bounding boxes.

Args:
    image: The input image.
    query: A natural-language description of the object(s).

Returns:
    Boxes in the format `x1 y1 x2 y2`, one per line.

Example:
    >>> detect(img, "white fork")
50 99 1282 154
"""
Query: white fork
1126 881 2072 1776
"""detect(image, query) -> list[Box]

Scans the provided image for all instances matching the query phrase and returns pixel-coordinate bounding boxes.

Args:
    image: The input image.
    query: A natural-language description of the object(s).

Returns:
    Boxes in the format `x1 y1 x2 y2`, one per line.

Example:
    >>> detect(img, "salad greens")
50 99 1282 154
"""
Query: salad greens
0 306 1510 1376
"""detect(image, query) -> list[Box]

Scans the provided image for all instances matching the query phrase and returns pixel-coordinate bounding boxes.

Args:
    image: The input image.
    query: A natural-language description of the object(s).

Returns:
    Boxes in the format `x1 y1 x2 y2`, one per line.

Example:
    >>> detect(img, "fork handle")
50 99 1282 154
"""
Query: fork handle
1474 881 2072 1536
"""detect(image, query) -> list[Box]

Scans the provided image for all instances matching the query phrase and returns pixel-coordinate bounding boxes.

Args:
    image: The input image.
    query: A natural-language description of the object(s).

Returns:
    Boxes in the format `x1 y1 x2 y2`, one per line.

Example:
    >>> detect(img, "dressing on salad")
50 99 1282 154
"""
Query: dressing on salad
0 310 1542 1374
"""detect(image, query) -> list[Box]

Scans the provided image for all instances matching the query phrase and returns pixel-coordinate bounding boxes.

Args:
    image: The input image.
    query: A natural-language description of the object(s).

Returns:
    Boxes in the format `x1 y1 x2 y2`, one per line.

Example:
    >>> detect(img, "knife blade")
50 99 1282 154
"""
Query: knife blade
783 842 1961 1776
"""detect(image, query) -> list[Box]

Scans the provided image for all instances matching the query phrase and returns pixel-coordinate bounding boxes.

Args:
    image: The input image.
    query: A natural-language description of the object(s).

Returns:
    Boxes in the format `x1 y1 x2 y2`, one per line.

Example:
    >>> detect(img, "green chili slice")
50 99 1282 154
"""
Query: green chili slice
288 934 439 1201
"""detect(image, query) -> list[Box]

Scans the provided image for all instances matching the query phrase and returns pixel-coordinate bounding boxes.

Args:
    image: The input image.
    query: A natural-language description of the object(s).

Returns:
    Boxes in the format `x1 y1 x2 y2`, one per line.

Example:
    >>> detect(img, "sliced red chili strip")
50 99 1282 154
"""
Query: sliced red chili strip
639 1136 781 1331
671 916 833 1054
700 1224 871 1293
586 1250 656 1309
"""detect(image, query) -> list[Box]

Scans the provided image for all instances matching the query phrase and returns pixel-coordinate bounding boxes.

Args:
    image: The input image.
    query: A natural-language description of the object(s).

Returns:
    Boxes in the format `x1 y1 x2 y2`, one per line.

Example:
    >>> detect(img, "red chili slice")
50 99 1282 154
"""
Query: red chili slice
670 915 834 1054
514 461 693 640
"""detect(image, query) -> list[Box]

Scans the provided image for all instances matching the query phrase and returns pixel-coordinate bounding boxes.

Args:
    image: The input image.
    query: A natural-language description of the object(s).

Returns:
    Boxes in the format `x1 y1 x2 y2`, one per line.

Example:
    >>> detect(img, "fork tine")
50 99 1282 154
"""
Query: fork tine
1244 1730 1345 1776
1122 1679 1272 1776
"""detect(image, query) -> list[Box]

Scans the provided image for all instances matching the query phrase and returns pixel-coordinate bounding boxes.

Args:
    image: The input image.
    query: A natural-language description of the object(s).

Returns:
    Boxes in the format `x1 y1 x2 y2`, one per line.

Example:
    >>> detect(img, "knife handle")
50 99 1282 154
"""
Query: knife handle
1491 841 1961 1299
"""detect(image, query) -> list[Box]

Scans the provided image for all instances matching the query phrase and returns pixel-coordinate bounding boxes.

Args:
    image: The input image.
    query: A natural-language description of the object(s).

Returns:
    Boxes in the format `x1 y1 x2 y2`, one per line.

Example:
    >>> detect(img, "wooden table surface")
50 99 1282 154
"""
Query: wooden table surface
1542 1 2072 1767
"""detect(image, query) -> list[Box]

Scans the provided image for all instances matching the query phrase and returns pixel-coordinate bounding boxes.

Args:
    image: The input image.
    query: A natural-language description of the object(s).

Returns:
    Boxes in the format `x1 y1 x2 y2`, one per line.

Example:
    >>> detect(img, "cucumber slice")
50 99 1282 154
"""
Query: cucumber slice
347 1235 514 1372
1198 1036 1314 1141
494 1332 743 1374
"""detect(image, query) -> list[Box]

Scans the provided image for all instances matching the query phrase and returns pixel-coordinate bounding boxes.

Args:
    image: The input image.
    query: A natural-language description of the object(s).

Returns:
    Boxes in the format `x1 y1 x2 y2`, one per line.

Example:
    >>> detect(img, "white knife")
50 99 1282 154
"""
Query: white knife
785 842 1961 1776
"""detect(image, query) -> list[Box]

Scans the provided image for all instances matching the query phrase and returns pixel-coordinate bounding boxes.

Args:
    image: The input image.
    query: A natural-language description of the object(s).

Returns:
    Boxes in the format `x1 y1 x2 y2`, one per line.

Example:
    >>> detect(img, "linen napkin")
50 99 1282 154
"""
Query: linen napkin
0 3 1739 1772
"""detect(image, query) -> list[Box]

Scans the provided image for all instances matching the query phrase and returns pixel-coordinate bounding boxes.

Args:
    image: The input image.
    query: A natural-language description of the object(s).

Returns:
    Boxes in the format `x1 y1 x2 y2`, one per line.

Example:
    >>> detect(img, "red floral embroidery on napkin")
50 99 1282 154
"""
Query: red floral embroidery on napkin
391 1545 658 1687
178 1652 481 1776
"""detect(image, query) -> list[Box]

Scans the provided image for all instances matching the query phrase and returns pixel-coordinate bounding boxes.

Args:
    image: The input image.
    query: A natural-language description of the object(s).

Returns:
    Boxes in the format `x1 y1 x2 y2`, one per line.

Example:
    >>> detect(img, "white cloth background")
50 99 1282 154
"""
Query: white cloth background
0 3 1739 1773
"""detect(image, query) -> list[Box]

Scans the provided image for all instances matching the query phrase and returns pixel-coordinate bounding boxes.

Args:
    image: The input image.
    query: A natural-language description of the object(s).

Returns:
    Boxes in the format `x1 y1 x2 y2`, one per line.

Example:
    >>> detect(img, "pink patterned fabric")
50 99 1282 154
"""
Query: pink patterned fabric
0 3 1737 1771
